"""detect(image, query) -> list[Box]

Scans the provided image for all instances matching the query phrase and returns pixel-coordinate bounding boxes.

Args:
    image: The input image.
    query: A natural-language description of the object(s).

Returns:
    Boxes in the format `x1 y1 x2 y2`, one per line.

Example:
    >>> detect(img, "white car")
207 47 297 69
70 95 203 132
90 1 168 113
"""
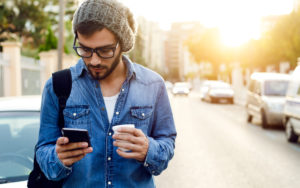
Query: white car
283 66 300 142
202 81 234 104
0 96 41 187
172 82 191 96
246 72 290 128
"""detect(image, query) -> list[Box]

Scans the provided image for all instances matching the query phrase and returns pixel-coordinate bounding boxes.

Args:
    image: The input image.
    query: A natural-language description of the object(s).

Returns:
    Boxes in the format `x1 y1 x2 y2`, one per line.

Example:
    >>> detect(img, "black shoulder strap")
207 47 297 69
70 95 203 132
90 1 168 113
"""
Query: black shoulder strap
27 70 71 188
52 69 72 129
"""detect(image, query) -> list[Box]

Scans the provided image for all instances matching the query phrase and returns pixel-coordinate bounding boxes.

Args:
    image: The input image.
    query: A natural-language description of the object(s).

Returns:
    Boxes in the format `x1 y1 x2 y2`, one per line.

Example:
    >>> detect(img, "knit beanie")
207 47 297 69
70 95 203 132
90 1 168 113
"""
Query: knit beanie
72 0 137 52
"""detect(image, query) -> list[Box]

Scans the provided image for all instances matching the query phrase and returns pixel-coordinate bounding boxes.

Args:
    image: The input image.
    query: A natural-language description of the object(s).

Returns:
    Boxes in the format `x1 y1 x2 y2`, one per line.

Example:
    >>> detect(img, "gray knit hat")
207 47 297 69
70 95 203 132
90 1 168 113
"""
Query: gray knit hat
72 0 137 52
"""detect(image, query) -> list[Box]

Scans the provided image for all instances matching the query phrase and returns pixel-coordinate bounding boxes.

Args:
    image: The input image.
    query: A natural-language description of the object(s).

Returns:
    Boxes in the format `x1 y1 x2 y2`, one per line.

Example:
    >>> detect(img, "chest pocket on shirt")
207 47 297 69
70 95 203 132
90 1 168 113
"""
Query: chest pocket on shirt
130 106 153 129
63 105 91 131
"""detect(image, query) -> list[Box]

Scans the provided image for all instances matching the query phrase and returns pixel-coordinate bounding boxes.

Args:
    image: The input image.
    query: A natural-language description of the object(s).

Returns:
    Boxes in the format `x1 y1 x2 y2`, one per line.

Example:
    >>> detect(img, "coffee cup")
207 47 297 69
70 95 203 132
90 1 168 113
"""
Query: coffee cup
112 124 135 151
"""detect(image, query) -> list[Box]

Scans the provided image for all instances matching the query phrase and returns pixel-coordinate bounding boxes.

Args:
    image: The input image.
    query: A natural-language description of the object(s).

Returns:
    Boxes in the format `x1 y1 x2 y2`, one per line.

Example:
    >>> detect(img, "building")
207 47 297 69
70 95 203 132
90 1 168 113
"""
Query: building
134 17 166 74
165 22 204 81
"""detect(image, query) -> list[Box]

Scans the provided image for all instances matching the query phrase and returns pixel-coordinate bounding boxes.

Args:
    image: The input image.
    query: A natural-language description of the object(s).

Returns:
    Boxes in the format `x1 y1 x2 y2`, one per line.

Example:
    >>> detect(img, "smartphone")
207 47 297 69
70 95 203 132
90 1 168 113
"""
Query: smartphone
61 128 91 147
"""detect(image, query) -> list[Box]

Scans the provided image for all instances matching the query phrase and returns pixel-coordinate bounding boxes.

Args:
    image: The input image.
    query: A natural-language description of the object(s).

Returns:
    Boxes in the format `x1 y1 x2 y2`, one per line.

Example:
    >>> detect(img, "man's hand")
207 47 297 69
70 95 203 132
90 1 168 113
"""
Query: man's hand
56 137 93 167
112 127 149 162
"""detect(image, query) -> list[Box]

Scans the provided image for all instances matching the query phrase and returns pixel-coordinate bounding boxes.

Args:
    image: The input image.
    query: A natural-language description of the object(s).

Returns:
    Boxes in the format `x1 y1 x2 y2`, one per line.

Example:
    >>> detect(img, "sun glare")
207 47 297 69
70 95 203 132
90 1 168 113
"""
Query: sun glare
120 0 294 47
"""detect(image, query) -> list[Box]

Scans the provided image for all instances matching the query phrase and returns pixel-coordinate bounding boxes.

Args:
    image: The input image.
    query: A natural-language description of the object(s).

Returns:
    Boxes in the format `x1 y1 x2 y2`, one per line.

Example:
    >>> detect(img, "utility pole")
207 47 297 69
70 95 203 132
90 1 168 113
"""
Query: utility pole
58 0 65 70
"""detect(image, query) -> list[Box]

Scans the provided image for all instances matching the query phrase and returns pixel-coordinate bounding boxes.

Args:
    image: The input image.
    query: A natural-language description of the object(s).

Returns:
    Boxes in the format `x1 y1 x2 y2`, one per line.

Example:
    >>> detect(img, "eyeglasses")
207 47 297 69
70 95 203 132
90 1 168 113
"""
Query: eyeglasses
73 36 119 59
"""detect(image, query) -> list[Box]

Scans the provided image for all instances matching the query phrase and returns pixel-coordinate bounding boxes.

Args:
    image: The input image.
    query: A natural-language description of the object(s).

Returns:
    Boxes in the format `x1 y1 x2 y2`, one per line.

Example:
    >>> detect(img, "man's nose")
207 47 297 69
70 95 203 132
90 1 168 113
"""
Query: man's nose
90 52 102 66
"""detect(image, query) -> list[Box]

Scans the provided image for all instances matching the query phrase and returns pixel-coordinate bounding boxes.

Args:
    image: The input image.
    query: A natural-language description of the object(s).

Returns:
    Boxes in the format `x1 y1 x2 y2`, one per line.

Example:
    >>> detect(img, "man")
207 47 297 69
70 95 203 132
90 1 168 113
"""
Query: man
36 0 177 187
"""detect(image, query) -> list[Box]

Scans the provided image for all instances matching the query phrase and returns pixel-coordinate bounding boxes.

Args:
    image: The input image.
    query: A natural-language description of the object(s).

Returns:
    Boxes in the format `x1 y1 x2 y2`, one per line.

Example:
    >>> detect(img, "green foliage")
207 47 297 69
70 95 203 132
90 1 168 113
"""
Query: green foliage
38 26 57 52
0 0 76 57
186 28 223 77
240 11 300 70
0 0 51 46
186 10 300 73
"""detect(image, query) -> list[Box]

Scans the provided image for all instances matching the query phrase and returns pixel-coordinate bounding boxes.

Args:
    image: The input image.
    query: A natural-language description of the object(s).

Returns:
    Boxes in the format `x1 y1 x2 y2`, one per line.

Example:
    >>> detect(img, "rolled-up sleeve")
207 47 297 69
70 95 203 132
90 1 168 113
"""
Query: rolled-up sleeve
143 80 177 175
36 78 72 181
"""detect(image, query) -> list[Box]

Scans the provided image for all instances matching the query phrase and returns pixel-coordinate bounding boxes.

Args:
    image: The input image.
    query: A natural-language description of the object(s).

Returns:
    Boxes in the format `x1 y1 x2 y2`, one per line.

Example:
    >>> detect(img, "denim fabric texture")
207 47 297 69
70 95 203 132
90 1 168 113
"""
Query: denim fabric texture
36 55 177 188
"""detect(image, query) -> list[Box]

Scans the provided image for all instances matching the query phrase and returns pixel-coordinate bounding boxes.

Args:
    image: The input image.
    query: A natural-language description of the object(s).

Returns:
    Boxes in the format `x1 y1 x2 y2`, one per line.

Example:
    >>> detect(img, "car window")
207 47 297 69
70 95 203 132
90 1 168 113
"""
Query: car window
0 111 39 183
264 80 289 96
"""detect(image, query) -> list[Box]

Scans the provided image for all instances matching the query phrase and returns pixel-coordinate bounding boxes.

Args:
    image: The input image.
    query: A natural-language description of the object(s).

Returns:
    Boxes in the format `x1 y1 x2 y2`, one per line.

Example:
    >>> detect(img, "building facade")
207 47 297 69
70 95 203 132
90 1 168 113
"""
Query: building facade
165 22 204 81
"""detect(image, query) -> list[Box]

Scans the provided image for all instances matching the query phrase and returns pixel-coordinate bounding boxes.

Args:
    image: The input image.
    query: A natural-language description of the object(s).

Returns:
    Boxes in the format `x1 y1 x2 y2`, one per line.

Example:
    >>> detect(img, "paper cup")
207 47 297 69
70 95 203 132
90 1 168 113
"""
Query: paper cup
112 124 135 151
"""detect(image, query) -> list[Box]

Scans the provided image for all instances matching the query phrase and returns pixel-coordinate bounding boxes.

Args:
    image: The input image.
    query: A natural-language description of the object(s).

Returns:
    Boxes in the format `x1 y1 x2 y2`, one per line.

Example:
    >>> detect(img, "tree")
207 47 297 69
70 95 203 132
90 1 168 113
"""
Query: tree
239 11 300 71
0 0 76 53
271 11 300 68
186 28 223 79
38 26 57 52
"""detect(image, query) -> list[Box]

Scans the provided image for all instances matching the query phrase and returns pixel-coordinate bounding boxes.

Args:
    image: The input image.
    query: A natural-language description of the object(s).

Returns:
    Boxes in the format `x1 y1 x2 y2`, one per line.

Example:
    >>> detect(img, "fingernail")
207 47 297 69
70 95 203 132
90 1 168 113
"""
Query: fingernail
82 142 88 147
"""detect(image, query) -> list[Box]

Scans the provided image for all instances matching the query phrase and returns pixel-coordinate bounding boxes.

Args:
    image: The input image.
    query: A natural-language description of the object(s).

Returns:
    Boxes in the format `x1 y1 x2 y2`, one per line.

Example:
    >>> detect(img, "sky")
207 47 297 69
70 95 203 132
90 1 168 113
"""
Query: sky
118 0 295 47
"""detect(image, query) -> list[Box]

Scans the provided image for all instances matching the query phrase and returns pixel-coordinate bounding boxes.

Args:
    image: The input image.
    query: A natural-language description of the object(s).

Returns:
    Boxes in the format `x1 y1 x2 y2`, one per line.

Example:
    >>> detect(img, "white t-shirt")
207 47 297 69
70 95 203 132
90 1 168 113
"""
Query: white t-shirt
103 93 119 123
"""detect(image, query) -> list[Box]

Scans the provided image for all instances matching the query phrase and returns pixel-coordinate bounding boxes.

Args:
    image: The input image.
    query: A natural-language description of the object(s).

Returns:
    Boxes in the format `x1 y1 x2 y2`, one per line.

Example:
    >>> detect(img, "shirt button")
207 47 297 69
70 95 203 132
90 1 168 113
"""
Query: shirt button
73 113 77 117
142 113 145 117
121 88 125 92
144 163 149 167
101 107 105 111
108 157 111 161
108 132 112 136
108 181 112 185
115 111 119 115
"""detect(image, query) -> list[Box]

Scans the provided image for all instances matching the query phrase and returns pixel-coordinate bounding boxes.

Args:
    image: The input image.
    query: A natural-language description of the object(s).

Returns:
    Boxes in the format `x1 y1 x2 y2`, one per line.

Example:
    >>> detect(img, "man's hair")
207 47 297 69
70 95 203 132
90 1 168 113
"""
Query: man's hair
75 21 105 37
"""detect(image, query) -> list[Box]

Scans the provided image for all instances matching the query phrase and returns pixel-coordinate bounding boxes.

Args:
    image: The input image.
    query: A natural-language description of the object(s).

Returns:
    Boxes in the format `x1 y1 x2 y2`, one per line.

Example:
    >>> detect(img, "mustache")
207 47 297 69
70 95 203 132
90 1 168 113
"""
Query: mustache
87 64 107 69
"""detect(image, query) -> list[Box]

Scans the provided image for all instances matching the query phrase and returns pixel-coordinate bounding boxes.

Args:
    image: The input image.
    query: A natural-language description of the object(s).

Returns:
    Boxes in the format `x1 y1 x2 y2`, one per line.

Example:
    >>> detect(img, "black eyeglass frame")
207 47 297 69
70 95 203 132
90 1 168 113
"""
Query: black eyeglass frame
72 35 119 59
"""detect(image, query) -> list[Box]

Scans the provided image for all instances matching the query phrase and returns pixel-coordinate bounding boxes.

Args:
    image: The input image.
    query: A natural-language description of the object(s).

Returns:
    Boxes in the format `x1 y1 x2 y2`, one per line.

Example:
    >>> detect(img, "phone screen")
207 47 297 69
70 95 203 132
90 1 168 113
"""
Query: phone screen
62 128 91 147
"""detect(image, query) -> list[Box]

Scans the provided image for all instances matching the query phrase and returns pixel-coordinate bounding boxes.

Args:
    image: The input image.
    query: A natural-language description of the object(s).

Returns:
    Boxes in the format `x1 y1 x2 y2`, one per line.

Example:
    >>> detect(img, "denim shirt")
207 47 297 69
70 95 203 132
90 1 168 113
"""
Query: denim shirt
36 55 177 188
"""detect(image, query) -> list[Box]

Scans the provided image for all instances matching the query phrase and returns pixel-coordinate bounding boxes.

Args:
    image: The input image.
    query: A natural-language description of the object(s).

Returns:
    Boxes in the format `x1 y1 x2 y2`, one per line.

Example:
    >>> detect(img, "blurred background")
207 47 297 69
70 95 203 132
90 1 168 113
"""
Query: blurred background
1 0 300 187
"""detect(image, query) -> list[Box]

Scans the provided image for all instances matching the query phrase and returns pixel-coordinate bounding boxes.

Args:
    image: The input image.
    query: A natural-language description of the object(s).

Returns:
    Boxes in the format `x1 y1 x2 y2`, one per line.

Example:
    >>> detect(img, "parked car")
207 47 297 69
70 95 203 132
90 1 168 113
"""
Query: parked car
202 81 234 104
172 82 191 96
246 72 290 129
283 66 300 143
200 80 214 101
0 96 41 187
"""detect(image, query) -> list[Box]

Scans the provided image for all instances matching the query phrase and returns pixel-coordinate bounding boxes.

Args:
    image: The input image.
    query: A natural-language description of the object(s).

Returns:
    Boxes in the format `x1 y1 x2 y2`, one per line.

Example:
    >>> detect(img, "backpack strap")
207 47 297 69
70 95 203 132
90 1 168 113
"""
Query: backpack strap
28 69 71 188
52 69 72 129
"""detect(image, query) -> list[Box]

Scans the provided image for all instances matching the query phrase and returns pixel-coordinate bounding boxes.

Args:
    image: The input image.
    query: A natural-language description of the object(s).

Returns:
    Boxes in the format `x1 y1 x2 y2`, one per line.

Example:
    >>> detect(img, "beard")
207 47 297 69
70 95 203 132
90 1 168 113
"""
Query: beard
86 52 122 80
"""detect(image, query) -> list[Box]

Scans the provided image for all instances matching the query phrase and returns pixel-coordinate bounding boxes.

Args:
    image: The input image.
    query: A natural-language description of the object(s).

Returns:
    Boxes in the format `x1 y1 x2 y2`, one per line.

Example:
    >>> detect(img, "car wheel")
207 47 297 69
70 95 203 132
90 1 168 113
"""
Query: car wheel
210 97 216 103
285 119 299 143
247 113 252 123
261 110 269 129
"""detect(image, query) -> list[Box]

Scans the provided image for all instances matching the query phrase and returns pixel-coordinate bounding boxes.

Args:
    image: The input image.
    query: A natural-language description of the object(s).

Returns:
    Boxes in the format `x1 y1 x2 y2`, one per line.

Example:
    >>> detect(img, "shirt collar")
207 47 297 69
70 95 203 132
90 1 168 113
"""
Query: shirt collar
73 55 137 80
122 55 137 81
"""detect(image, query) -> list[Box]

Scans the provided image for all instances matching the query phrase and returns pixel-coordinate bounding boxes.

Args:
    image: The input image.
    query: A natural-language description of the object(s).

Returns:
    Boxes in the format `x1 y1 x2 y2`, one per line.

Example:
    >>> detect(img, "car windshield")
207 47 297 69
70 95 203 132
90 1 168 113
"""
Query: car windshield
0 111 39 183
264 80 289 96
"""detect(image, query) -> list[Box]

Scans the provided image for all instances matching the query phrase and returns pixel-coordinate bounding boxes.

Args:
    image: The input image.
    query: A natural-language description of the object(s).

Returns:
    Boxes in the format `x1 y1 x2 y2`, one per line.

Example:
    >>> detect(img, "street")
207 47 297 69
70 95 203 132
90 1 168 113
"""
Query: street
155 92 300 188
